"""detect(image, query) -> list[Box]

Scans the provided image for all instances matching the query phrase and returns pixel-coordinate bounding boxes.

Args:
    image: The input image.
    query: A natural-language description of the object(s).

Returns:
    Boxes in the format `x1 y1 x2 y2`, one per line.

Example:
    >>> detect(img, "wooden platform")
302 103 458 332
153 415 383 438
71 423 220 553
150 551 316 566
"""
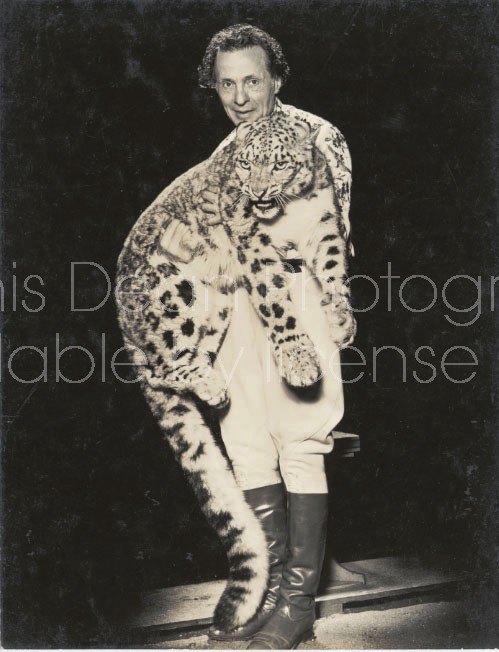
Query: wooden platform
129 556 468 633
127 434 468 635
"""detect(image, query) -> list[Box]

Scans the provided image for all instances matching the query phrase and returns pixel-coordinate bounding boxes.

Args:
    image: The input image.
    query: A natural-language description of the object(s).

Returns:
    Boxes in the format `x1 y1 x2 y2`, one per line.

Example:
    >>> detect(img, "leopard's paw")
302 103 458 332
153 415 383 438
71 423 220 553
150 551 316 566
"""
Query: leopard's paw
172 363 229 408
144 364 229 407
192 370 230 409
278 337 322 387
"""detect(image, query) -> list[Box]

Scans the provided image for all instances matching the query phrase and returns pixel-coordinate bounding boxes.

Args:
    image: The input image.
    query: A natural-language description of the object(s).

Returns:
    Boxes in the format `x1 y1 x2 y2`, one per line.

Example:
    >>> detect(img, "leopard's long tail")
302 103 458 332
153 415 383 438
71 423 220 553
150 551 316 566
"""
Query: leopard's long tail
142 384 269 631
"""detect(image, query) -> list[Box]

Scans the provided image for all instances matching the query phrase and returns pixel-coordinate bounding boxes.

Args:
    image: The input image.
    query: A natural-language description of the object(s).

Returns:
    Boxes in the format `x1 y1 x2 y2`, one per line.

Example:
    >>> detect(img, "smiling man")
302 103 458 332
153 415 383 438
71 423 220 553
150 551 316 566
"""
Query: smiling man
179 24 354 649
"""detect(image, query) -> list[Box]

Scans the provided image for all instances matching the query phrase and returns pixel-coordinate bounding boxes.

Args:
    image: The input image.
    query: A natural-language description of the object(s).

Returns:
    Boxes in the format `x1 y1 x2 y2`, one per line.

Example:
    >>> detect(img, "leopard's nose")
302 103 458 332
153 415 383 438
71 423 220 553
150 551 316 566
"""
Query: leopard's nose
253 189 267 199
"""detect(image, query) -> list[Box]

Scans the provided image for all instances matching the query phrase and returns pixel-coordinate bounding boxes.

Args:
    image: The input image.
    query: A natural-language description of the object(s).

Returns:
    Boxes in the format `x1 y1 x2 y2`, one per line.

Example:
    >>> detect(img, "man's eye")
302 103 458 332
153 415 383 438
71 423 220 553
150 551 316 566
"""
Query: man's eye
238 159 251 170
247 79 261 88
221 81 234 89
273 161 289 171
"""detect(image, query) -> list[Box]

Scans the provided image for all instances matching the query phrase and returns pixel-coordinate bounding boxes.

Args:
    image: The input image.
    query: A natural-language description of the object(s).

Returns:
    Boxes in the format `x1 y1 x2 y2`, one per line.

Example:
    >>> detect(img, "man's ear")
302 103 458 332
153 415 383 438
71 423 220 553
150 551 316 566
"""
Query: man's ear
273 77 282 94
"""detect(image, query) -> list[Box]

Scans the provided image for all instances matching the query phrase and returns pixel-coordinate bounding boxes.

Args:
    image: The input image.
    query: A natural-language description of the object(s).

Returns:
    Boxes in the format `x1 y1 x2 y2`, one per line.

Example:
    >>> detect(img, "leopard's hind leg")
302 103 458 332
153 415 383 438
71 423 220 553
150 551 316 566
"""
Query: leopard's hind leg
119 263 233 407
141 384 269 630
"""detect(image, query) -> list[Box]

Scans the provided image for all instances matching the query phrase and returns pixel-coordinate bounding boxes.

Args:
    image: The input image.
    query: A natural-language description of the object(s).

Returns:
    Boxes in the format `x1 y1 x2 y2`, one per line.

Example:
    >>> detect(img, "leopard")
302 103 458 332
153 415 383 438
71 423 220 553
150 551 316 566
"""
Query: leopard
115 112 356 632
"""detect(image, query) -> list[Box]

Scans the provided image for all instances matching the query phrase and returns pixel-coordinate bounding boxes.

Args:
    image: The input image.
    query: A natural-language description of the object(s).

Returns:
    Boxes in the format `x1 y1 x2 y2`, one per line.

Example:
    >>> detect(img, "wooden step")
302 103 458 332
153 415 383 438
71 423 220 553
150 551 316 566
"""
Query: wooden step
129 556 467 632
331 431 360 458
316 556 467 617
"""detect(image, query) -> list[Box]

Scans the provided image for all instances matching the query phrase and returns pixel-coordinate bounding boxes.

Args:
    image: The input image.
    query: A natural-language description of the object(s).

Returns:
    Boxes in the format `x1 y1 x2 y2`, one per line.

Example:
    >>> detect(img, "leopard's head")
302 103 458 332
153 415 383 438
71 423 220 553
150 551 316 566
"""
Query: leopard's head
233 115 319 221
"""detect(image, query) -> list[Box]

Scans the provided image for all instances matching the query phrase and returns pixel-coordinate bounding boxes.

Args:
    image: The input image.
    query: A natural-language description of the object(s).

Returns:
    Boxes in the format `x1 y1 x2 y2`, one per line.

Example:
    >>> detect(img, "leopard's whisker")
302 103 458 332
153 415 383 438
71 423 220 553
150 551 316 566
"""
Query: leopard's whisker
229 193 244 210
283 191 302 201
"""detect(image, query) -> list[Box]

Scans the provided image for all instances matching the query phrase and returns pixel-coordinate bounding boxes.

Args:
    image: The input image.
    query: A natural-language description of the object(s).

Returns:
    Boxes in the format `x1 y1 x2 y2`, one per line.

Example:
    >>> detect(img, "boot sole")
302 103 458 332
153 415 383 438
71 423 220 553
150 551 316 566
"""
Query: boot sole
208 632 255 642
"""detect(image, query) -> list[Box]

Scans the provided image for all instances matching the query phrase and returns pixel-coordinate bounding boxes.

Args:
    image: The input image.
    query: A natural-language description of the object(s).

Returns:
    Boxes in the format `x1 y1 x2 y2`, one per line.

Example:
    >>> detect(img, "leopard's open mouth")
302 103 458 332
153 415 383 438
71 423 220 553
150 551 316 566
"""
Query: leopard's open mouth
253 199 277 211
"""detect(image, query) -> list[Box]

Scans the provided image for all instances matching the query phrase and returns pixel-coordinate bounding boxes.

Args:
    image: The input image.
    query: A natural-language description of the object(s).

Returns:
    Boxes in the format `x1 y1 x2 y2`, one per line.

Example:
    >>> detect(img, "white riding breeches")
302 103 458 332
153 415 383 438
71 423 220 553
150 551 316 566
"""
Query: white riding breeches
215 267 344 494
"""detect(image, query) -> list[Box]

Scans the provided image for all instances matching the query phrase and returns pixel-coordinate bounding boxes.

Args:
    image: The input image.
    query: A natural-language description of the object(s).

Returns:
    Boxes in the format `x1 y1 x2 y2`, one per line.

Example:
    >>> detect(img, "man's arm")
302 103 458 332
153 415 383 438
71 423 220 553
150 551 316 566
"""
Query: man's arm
314 123 354 256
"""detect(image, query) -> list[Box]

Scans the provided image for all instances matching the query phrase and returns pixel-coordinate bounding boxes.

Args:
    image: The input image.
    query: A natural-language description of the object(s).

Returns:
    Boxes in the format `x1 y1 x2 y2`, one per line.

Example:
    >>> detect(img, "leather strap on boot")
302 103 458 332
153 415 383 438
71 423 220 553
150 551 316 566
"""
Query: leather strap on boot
209 483 287 641
247 492 328 649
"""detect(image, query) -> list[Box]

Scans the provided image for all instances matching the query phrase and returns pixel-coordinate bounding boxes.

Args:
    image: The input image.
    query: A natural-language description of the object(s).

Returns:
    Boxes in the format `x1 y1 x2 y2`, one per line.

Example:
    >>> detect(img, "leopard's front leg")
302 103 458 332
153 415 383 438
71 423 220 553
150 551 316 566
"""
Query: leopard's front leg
300 210 356 349
238 234 322 388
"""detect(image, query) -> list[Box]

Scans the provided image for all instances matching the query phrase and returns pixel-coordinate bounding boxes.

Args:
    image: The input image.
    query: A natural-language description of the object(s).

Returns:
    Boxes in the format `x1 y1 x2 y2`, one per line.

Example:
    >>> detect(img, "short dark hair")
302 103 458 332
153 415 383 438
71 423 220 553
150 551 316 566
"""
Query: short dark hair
198 24 290 89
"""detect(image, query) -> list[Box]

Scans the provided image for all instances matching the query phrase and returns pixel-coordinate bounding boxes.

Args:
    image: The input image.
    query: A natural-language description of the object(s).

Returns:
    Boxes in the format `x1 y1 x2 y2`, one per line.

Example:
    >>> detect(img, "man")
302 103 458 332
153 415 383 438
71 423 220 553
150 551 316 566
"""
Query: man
167 24 353 649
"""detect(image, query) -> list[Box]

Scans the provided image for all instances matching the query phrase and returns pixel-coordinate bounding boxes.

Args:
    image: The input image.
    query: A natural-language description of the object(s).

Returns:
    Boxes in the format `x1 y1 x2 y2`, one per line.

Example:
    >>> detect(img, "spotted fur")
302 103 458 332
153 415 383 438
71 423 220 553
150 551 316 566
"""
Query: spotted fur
115 113 355 631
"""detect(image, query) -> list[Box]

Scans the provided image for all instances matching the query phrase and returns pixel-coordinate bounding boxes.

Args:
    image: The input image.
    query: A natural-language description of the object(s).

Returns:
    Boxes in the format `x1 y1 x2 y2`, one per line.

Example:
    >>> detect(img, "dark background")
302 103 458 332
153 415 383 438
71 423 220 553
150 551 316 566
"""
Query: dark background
2 0 498 647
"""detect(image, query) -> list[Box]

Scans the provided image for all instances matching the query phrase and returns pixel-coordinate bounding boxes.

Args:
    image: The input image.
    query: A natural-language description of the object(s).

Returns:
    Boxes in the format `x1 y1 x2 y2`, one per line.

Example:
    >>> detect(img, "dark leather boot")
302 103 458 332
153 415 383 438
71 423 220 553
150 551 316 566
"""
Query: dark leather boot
208 483 287 641
247 493 328 650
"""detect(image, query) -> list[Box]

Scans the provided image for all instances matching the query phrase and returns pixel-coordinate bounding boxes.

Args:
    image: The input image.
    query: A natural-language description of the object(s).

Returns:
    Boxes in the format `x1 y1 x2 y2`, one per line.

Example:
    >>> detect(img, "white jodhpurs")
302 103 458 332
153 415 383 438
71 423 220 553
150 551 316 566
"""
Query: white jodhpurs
215 267 344 494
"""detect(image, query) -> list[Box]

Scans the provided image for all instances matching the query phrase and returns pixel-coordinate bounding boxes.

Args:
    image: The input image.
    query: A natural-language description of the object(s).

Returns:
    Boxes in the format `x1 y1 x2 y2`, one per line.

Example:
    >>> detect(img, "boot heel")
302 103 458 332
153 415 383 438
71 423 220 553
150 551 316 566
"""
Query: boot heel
292 627 315 648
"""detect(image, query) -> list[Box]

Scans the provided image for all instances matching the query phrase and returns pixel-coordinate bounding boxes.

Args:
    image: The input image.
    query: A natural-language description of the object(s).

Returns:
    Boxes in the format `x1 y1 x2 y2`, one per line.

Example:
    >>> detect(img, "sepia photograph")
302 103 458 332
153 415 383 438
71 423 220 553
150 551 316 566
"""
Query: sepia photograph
1 0 498 648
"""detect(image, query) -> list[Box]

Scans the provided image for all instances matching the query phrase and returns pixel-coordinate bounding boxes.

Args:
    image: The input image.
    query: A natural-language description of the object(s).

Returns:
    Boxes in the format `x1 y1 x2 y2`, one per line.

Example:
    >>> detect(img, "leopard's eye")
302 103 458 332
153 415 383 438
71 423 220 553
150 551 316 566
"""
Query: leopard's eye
273 160 289 171
238 159 251 170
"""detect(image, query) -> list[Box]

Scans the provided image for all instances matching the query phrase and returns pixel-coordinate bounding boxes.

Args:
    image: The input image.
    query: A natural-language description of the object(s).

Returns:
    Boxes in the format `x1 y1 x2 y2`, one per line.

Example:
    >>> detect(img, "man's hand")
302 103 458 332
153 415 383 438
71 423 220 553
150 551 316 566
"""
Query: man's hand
200 174 222 226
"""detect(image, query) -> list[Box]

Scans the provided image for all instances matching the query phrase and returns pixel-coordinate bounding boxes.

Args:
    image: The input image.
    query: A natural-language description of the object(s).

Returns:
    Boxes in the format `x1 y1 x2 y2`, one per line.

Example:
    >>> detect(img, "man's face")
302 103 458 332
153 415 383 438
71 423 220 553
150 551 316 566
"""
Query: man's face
214 46 282 126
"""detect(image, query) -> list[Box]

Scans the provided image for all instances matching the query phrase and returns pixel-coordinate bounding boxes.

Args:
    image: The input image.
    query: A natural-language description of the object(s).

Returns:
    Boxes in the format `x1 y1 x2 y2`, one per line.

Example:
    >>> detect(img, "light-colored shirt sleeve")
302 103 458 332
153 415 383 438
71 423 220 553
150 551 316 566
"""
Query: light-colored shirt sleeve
315 123 354 256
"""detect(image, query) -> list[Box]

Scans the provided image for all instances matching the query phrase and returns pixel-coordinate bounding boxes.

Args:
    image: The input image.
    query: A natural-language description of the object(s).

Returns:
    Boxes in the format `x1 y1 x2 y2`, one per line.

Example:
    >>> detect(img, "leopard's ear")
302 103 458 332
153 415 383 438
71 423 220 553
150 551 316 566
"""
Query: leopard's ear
293 120 320 148
235 121 253 144
293 119 311 143
309 126 321 146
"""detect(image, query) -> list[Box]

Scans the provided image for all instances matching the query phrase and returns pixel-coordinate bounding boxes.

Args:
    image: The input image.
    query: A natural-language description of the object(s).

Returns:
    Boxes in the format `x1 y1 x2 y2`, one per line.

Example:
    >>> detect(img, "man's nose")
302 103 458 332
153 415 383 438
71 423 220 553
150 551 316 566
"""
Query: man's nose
234 84 249 106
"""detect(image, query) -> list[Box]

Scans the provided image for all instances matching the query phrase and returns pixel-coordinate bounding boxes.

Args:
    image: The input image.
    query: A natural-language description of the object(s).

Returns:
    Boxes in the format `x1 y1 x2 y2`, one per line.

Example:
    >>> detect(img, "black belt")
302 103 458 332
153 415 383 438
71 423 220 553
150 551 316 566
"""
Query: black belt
283 259 304 273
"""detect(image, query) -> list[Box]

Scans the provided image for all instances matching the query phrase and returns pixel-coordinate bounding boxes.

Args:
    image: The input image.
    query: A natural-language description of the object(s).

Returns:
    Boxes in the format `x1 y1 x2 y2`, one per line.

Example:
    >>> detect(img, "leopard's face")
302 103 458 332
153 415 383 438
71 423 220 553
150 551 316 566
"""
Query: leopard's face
233 117 316 221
